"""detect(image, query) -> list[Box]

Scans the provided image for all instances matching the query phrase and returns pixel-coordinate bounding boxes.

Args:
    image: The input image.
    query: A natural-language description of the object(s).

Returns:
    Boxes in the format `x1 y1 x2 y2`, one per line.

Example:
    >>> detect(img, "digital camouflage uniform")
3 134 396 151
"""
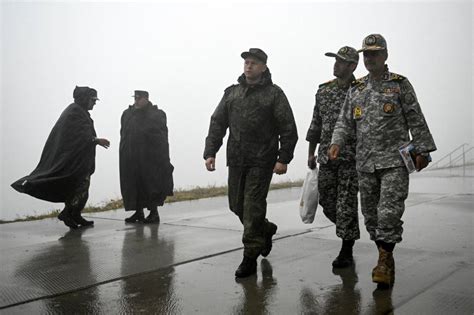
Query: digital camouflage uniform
331 65 437 243
204 69 298 259
306 76 359 241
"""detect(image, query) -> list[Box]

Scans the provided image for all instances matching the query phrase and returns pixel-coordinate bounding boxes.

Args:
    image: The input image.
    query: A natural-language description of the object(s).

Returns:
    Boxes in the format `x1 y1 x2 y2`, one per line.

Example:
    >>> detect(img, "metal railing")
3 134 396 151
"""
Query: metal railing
427 143 473 175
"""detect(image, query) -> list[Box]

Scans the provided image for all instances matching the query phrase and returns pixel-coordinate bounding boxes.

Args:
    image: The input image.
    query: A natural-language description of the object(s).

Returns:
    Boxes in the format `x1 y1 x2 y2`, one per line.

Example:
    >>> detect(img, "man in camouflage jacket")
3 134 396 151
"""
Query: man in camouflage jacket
329 34 437 287
306 46 360 269
204 48 298 278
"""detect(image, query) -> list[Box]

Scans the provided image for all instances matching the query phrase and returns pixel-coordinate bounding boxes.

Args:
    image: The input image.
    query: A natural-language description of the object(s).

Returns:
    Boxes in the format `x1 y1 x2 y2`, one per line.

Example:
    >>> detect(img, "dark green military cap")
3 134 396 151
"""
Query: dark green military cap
325 46 359 63
132 90 149 98
358 34 387 52
241 48 268 64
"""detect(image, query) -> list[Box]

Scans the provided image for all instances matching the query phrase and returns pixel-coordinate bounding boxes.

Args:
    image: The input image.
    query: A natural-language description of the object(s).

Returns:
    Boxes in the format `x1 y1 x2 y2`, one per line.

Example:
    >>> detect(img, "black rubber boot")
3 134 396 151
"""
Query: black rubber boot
72 212 94 227
125 210 145 223
235 256 257 278
58 209 79 229
144 209 160 224
332 240 355 268
261 222 278 257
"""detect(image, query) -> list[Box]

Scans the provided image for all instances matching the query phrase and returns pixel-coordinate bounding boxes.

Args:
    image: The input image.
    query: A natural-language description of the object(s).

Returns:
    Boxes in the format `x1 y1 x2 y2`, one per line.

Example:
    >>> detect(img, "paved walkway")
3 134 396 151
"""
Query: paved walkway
1 166 472 314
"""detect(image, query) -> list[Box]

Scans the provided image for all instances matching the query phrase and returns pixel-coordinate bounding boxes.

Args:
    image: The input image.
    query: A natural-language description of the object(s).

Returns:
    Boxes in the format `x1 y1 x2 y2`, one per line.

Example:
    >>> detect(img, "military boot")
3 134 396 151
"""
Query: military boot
144 209 160 224
332 240 355 268
372 247 395 287
261 222 278 257
72 212 94 227
58 210 79 229
125 210 145 223
235 256 257 278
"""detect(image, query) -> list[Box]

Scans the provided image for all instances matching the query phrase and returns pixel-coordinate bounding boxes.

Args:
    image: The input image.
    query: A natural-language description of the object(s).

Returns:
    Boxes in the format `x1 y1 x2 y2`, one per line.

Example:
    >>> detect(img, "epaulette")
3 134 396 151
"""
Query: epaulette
318 79 336 88
384 72 406 82
272 84 284 93
224 84 238 93
352 76 368 90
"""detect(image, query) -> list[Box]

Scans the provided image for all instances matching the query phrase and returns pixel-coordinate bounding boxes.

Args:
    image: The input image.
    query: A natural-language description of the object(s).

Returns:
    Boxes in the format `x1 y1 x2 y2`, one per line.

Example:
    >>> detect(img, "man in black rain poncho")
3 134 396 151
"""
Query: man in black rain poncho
119 90 174 224
11 86 110 229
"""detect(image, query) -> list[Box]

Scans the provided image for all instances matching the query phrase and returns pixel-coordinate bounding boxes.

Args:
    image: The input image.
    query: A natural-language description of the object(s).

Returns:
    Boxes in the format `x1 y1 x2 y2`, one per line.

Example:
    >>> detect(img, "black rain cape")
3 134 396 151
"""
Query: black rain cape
119 102 174 210
11 103 97 202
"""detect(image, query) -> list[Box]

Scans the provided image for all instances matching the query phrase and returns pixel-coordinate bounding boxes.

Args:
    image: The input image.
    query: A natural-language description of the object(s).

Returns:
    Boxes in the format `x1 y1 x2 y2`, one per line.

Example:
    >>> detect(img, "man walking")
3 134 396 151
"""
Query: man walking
329 34 437 287
204 48 298 278
12 86 110 229
306 46 360 268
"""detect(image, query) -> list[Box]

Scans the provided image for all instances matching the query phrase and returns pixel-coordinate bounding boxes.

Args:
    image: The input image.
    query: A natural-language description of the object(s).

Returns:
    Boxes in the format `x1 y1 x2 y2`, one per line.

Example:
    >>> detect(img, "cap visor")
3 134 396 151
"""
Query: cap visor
358 46 385 53
324 52 338 58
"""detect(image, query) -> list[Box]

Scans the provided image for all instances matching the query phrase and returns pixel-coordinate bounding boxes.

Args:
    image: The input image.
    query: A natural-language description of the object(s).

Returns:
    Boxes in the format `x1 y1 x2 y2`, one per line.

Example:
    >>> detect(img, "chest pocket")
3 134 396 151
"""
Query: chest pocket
380 91 402 117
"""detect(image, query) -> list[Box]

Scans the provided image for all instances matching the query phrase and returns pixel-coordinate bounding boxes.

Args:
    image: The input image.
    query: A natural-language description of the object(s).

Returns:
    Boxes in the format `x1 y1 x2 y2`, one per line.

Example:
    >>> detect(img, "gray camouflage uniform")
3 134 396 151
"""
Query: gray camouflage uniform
331 65 437 243
306 76 359 241
204 68 298 259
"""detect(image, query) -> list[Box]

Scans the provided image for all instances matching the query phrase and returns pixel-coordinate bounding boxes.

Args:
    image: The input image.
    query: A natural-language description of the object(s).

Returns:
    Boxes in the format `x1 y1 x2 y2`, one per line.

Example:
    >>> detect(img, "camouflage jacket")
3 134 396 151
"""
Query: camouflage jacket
331 66 437 172
204 69 298 168
306 77 356 164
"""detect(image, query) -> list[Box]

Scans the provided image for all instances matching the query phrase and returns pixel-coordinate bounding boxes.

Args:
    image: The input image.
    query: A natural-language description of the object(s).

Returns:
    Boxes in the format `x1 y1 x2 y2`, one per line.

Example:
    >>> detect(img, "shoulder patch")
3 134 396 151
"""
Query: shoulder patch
318 79 336 88
387 72 406 82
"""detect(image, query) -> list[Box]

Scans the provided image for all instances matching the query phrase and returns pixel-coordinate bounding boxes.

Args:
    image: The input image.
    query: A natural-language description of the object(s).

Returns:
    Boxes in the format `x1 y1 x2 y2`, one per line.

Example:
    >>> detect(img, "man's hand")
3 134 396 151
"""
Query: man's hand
328 144 340 160
205 157 216 171
96 138 110 149
415 155 429 172
273 162 287 175
308 155 317 169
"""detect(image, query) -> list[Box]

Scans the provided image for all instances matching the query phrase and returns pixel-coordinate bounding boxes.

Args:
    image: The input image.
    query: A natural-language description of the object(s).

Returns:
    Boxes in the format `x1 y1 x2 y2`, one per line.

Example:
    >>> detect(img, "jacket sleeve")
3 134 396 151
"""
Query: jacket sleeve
305 91 322 144
203 92 229 159
399 78 437 154
273 89 298 164
331 90 355 148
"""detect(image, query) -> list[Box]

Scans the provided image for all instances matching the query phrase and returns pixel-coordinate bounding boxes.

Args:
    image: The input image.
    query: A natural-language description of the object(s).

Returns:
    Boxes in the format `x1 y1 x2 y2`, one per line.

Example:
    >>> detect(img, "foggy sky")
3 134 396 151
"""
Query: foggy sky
1 0 472 220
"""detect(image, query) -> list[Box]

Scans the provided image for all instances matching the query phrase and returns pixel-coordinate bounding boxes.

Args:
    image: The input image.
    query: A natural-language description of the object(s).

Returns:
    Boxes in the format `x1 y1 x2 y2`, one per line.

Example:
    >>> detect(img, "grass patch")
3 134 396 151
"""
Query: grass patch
0 179 303 224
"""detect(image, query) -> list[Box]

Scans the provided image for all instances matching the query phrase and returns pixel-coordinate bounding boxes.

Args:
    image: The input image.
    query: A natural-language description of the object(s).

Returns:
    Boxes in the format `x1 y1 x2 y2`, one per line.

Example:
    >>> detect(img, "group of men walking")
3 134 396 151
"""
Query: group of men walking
12 33 437 288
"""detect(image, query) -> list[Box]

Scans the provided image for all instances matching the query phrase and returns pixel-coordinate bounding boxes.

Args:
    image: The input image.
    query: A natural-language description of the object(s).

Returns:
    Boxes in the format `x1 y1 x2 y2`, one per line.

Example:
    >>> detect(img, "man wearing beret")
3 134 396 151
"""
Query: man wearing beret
120 90 174 224
329 34 437 287
306 46 360 269
12 86 110 229
204 48 298 277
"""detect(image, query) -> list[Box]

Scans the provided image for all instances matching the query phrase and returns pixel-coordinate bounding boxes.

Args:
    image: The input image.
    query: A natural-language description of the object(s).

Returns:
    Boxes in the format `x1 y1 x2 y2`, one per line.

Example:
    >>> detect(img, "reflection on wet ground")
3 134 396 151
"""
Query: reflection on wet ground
1 167 473 314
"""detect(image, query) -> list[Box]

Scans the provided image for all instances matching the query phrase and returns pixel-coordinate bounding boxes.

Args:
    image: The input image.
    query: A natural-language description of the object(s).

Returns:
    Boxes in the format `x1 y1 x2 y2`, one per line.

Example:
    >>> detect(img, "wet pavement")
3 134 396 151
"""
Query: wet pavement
0 166 473 314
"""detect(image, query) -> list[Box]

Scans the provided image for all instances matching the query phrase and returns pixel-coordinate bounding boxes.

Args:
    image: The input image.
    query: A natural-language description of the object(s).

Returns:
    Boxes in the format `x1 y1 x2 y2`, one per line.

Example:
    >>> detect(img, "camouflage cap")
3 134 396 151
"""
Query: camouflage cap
132 90 149 98
241 48 268 64
358 34 387 52
325 46 359 63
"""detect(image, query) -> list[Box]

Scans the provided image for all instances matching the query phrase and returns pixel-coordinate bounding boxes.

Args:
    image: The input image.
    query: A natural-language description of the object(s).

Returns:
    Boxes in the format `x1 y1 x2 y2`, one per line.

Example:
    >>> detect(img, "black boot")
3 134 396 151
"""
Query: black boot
58 210 79 229
72 212 94 227
235 256 257 278
261 222 278 257
125 210 145 223
332 240 355 268
144 209 160 224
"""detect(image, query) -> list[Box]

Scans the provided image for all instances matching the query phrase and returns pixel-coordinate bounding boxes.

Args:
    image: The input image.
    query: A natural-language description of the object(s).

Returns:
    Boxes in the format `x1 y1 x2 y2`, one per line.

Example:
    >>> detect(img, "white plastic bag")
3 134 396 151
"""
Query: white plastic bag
299 168 319 224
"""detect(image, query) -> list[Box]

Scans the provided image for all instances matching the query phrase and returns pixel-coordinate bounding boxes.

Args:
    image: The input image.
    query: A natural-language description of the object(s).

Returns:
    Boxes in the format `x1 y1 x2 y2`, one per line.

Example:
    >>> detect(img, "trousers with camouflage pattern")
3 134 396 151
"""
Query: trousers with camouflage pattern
228 166 275 259
358 166 409 243
318 160 360 240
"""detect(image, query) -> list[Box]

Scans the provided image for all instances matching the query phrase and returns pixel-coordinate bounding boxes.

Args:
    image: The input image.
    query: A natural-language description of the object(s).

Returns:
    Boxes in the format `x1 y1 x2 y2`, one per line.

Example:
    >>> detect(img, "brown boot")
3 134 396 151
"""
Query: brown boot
372 247 395 287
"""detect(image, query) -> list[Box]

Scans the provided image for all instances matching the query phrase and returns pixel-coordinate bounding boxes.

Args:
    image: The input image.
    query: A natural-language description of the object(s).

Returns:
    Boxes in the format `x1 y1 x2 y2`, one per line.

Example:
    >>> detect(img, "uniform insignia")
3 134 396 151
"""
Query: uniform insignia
383 87 400 94
354 106 362 118
383 103 395 113
404 92 416 104
340 46 348 54
365 35 376 45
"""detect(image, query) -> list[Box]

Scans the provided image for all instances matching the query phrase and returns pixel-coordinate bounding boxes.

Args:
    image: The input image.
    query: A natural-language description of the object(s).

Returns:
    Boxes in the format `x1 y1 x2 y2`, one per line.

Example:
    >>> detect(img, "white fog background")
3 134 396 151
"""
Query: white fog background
1 0 472 220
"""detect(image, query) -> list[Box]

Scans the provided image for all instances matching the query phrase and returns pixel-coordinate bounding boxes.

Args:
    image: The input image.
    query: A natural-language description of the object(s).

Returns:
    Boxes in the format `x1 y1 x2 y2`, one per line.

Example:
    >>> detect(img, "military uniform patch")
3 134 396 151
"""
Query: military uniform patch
404 92 416 104
383 103 395 113
354 106 362 118
365 35 376 45
383 87 400 94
